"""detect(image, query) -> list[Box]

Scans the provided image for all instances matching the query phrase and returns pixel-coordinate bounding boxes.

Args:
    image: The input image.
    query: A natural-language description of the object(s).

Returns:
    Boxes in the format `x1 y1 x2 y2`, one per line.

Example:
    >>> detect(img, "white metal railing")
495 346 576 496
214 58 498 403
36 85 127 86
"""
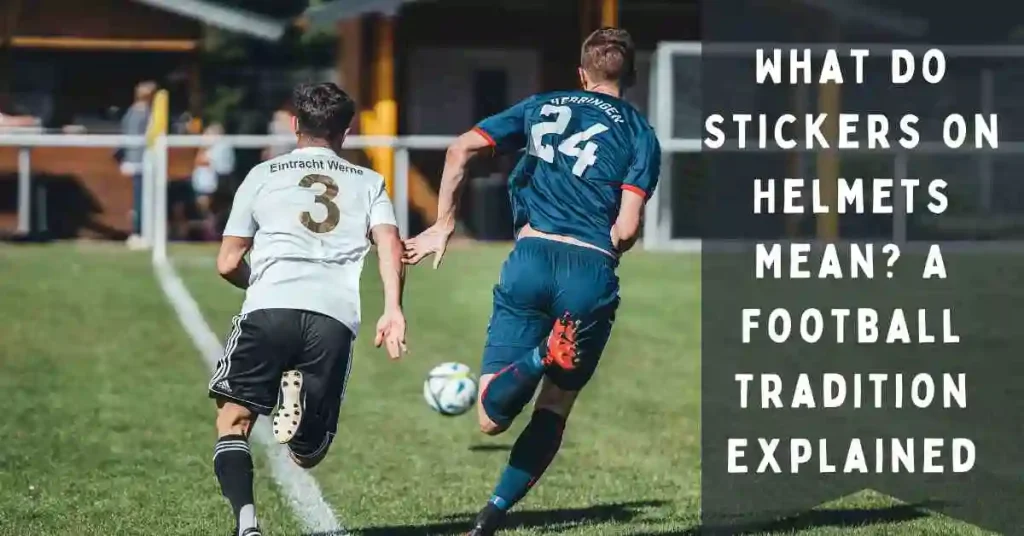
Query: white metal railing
5 132 1023 259
0 134 456 263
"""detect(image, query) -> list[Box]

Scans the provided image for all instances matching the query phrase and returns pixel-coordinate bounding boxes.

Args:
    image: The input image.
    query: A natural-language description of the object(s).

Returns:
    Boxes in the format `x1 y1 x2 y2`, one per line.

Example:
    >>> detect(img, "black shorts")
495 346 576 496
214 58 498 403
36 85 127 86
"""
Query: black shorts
208 309 353 458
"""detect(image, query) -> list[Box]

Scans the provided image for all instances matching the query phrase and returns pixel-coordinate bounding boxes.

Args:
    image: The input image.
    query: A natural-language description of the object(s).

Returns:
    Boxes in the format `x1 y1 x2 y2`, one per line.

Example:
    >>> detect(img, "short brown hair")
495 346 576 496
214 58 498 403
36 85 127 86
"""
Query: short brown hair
581 27 636 88
292 82 355 139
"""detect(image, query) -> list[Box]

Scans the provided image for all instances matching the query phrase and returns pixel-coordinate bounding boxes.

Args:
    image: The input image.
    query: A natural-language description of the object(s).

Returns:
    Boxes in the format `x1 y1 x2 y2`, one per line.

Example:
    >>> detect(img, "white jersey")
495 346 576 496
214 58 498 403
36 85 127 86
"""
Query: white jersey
223 146 397 334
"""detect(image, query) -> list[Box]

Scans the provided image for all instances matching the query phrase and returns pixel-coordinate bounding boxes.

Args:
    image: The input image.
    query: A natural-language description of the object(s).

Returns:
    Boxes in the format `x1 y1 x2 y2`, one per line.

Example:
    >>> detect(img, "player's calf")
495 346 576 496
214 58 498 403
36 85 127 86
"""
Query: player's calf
213 400 260 536
471 379 577 534
216 399 256 438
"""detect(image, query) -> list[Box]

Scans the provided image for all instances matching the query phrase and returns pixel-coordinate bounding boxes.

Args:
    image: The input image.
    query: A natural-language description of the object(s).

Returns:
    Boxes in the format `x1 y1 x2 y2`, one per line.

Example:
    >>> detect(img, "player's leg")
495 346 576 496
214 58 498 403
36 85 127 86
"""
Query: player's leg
470 243 618 535
213 400 259 536
282 311 355 469
209 310 293 536
477 242 554 435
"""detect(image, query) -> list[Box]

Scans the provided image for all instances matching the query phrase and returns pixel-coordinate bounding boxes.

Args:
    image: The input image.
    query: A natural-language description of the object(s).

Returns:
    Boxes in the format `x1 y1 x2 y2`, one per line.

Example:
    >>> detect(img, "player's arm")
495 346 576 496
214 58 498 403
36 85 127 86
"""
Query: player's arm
612 192 645 254
217 169 261 289
404 98 530 268
434 129 498 231
369 180 407 359
613 128 662 254
372 223 405 313
217 236 252 290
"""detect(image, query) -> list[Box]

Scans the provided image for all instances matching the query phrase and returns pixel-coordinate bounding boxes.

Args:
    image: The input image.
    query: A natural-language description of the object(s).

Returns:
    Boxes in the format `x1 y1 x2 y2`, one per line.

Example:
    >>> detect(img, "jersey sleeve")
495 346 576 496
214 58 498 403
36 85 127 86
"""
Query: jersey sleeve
222 168 262 237
622 127 662 200
472 97 533 151
368 178 398 229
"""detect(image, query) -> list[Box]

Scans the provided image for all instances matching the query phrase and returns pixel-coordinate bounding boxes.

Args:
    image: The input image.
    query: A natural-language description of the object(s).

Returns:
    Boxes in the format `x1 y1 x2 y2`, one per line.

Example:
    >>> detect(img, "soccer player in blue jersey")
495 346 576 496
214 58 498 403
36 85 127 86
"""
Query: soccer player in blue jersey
403 27 660 535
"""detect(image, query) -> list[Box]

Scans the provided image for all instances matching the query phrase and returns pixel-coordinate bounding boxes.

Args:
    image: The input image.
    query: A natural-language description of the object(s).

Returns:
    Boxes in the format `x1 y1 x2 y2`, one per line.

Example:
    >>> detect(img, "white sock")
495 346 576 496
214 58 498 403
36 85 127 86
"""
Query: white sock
238 504 257 535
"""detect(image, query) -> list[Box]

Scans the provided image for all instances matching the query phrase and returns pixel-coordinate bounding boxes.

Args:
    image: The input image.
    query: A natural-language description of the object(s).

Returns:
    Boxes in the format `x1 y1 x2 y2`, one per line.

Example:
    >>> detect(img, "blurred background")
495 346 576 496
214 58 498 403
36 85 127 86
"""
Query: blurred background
3 0 1024 251
0 0 694 247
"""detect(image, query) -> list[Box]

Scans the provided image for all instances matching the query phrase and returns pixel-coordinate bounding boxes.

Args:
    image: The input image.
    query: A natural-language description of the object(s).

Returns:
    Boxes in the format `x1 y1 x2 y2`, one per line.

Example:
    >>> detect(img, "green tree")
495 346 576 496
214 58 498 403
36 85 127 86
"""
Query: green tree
200 0 337 129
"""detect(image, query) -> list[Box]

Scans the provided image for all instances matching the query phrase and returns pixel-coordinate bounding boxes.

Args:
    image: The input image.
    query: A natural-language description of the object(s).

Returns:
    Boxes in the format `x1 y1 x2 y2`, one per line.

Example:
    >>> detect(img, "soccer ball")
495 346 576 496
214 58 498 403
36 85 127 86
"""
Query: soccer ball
423 362 478 416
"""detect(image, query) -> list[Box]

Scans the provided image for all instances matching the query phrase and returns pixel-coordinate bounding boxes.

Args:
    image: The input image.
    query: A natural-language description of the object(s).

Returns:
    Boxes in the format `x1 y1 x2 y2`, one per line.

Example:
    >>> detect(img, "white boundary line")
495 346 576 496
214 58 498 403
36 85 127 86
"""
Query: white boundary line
153 259 346 535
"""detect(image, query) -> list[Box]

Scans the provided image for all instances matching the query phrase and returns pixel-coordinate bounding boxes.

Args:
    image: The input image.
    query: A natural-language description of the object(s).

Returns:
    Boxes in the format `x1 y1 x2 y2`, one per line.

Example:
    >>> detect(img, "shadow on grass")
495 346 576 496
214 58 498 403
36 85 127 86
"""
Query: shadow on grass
466 444 512 453
305 499 666 536
674 501 940 535
302 501 937 536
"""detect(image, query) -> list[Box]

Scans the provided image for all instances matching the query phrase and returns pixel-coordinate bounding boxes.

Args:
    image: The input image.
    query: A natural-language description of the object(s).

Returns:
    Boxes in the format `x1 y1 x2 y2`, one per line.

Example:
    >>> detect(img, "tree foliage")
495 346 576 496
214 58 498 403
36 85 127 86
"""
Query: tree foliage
200 0 337 129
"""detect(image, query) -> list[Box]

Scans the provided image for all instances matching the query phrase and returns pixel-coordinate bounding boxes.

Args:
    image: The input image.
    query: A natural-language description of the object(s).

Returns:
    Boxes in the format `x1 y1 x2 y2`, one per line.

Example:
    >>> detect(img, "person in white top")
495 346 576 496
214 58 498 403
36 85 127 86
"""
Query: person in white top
208 83 406 536
190 122 235 239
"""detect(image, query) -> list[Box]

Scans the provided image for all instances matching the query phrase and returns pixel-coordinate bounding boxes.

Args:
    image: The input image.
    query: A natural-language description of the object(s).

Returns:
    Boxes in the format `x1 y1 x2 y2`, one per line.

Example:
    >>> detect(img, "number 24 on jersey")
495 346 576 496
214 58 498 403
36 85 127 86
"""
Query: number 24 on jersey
529 105 609 177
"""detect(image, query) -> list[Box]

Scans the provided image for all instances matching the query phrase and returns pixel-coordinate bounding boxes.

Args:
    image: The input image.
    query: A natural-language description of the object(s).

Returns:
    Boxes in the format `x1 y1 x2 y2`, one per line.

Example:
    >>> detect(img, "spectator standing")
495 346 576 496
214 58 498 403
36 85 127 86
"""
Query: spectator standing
262 103 294 160
119 81 156 249
0 95 40 130
191 123 235 240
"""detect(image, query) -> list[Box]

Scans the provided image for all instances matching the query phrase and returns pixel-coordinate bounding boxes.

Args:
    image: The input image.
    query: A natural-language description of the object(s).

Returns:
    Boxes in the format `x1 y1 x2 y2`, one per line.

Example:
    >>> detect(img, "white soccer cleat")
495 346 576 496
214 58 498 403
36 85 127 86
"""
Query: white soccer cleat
272 370 304 444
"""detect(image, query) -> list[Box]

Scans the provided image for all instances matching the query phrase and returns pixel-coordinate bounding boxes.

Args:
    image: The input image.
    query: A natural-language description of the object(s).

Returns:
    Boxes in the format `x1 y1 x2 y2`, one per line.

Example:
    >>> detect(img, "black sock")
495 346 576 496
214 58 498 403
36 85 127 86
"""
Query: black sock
213 434 256 531
489 409 566 510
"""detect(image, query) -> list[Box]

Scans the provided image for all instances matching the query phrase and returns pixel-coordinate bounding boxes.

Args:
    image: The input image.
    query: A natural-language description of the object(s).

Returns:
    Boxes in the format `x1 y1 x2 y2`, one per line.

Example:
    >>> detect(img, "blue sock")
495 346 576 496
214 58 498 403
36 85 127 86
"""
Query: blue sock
489 409 566 511
481 349 545 428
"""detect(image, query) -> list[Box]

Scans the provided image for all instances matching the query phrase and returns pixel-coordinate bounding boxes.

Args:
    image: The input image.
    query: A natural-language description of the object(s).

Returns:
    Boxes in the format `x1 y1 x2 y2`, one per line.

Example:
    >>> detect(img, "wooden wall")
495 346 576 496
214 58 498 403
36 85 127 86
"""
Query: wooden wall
0 147 197 238
13 0 199 40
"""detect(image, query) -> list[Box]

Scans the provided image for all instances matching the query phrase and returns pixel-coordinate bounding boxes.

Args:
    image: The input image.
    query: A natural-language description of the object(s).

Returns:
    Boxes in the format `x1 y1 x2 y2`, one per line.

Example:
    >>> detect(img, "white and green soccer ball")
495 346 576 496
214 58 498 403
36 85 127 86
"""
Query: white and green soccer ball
423 362 478 416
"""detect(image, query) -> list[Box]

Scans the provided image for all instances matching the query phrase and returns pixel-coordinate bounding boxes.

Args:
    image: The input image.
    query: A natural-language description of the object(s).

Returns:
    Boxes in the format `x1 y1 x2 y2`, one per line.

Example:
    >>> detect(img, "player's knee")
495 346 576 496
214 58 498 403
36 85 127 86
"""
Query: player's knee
216 401 255 437
476 404 508 435
478 415 508 436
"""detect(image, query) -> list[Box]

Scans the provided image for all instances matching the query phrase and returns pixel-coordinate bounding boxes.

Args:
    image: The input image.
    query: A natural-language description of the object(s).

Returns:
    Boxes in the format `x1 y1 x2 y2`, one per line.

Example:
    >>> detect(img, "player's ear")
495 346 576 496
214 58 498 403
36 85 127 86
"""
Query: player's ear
578 68 588 89
290 116 299 134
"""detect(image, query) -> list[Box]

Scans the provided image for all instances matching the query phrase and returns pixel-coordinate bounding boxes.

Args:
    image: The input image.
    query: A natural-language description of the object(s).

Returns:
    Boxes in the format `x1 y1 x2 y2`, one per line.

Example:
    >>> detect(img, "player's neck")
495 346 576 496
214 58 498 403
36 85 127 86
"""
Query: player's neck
583 84 621 99
296 136 340 154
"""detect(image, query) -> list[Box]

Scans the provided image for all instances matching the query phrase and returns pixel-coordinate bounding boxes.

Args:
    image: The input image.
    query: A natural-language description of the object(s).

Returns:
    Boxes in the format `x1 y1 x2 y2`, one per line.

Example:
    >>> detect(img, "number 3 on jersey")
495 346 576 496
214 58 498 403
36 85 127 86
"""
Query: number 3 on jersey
529 105 609 177
298 174 340 233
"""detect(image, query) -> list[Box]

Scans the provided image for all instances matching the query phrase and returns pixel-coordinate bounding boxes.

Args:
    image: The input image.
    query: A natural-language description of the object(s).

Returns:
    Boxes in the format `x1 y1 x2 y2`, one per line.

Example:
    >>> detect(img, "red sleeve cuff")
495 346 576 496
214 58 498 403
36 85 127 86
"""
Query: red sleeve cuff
472 126 497 147
621 184 647 198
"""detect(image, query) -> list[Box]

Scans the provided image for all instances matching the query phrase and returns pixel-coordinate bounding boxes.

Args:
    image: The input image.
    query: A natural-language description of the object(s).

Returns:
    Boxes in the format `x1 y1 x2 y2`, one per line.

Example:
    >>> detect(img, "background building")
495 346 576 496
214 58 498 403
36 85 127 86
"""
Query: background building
0 0 697 239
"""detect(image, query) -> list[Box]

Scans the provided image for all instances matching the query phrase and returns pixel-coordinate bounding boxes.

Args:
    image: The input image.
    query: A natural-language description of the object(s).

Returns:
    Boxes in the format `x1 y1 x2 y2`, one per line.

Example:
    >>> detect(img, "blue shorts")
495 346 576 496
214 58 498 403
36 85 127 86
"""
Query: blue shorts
482 238 620 391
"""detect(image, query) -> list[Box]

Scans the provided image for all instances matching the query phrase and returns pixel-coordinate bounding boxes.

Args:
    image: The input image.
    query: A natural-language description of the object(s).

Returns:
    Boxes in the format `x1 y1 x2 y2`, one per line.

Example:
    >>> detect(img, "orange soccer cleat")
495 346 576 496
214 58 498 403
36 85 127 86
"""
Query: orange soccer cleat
541 311 581 371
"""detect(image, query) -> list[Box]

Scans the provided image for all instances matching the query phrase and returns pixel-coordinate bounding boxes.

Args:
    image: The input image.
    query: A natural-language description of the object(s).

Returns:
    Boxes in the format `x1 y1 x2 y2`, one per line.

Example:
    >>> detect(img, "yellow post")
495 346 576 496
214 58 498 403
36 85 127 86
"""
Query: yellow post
147 89 169 144
366 16 396 196
600 0 619 27
145 89 169 248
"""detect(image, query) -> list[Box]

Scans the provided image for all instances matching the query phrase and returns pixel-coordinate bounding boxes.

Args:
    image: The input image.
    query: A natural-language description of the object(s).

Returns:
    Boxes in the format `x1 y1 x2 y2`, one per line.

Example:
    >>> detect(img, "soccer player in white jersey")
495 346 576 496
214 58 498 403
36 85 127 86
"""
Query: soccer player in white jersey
208 83 407 536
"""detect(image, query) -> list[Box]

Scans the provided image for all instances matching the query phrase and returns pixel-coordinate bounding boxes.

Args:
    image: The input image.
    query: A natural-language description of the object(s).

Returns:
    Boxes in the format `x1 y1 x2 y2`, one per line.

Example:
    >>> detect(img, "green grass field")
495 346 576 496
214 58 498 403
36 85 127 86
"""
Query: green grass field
0 243 998 535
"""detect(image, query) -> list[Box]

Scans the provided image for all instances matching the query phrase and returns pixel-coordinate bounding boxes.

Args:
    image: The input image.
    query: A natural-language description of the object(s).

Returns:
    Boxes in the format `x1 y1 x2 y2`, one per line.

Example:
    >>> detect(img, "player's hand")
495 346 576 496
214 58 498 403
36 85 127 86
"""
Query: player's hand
402 224 453 269
374 308 408 360
610 226 622 252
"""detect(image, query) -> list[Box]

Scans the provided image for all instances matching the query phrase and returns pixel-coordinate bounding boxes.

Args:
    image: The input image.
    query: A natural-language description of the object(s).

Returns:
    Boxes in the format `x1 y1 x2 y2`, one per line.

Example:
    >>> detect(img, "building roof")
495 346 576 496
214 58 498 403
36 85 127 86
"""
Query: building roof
302 0 422 30
131 0 287 41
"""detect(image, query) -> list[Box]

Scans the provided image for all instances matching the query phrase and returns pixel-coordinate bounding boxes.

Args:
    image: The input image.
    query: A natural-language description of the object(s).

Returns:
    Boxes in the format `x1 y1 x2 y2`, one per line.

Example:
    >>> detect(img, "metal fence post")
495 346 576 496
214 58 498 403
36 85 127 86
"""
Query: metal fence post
141 147 154 245
152 135 169 263
17 147 31 234
394 145 410 238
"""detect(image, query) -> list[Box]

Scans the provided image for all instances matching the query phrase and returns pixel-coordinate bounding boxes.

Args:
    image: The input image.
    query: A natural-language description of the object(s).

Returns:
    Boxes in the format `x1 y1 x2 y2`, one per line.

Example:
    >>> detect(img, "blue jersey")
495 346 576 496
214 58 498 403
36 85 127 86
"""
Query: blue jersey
474 90 661 253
